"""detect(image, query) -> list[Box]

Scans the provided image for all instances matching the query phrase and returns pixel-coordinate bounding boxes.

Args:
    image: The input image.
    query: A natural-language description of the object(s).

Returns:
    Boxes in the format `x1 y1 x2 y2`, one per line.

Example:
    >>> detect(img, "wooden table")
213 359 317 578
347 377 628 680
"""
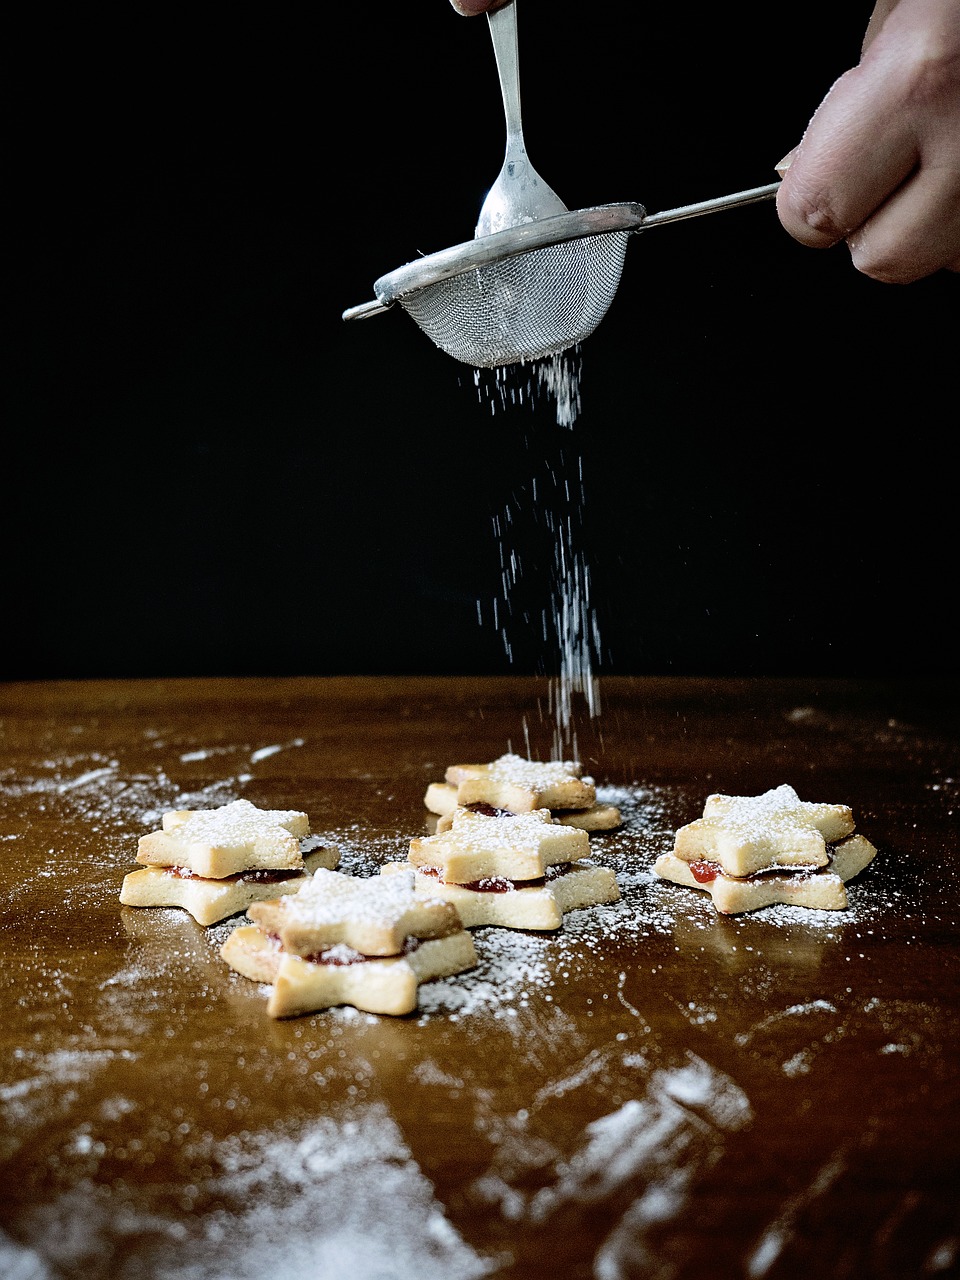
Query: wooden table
1 676 958 1279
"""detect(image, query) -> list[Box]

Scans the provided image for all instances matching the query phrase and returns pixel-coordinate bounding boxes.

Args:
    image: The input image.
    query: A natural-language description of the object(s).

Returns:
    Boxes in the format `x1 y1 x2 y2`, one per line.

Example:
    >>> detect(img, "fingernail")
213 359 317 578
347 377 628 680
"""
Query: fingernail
774 149 796 176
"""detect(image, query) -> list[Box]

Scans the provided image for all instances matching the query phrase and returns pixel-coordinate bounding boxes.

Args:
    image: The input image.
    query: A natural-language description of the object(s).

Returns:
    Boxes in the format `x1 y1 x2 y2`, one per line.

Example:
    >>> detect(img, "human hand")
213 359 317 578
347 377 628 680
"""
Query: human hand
448 0 509 15
775 0 960 282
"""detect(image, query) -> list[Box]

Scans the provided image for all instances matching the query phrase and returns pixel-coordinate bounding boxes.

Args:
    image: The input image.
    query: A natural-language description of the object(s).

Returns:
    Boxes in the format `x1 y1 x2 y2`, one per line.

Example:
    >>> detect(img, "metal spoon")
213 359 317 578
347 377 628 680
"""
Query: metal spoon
475 0 568 237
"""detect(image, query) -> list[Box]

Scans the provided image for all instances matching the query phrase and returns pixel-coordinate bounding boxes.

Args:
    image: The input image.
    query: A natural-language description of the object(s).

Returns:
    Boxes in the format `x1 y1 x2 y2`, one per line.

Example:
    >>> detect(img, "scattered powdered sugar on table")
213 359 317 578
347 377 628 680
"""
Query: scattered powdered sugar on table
0 1048 137 1163
2 749 897 1043
412 785 678 1019
9 1105 497 1280
5 745 893 952
199 783 680 1025
0 745 934 1278
0 750 238 836
0 731 309 839
417 927 554 1021
3 707 950 1280
528 1053 752 1218
310 826 411 879
250 738 305 763
412 777 894 1024
467 1050 753 1267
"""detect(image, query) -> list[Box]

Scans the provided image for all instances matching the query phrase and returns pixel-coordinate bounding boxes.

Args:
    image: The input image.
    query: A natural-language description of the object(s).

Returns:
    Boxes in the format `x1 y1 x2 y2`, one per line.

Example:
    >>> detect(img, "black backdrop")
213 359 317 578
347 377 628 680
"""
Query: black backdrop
5 2 956 680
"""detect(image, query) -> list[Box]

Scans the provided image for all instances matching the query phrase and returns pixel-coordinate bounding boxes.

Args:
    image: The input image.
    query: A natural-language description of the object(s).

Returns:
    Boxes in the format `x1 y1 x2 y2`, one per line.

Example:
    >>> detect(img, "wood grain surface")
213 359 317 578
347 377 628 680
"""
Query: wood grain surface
1 676 957 1279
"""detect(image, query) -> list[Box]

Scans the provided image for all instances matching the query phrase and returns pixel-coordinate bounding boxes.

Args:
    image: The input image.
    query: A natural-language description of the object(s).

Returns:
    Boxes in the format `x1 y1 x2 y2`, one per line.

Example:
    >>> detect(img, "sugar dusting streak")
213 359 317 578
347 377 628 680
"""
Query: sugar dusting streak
473 349 602 760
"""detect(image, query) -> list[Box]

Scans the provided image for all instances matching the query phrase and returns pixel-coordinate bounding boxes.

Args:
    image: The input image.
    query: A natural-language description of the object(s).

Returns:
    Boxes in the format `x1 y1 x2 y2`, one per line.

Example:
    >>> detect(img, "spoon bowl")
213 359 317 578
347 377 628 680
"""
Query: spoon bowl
475 1 568 237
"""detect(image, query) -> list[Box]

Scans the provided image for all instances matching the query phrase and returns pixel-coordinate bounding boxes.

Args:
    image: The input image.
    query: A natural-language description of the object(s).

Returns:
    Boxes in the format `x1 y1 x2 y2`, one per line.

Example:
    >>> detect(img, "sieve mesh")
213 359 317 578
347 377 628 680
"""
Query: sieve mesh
395 229 630 368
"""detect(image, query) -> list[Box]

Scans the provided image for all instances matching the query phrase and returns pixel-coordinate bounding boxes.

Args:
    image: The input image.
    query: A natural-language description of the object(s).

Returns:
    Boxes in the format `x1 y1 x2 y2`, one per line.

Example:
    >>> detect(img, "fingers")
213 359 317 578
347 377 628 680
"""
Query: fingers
861 0 902 52
449 0 510 14
776 64 910 252
776 59 923 255
775 0 960 282
846 162 960 281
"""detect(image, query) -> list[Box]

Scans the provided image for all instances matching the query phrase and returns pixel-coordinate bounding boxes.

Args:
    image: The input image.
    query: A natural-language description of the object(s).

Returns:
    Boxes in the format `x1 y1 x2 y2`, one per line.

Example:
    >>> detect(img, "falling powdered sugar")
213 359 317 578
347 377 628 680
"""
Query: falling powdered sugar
471 349 583 429
471 352 603 758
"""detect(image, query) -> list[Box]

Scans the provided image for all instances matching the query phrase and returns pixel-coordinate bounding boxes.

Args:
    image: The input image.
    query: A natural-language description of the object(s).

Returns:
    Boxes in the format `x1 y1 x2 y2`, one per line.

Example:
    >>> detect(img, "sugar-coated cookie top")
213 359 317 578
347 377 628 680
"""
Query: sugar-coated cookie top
163 799 307 842
286 867 442 926
673 783 857 877
439 808 584 853
702 784 851 839
484 754 589 785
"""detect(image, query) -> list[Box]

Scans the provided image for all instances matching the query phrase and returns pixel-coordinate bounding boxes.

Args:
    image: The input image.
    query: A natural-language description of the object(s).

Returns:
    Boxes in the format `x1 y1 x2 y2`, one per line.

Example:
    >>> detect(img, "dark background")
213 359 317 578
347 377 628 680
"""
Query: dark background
5 2 956 681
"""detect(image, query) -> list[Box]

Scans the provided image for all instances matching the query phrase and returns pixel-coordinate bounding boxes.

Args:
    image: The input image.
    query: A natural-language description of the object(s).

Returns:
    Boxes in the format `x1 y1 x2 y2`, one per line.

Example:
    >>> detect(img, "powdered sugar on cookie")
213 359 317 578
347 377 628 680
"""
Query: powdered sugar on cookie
656 784 877 915
223 868 476 1018
250 866 461 956
427 753 620 830
120 799 339 925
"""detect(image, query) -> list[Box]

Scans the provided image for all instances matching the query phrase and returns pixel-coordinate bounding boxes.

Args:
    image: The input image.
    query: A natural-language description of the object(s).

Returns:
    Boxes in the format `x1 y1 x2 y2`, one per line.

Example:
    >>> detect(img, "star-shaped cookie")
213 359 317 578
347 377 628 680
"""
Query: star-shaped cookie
656 784 876 915
119 841 339 926
221 868 476 1018
247 865 464 956
655 832 877 914
424 753 620 830
443 754 597 813
385 805 620 931
135 798 310 878
120 799 338 925
673 783 855 876
410 806 590 883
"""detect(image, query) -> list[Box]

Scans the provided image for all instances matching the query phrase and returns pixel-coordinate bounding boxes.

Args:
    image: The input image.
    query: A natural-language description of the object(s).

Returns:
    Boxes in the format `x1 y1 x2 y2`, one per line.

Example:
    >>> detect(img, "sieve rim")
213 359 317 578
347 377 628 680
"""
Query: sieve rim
368 202 645 310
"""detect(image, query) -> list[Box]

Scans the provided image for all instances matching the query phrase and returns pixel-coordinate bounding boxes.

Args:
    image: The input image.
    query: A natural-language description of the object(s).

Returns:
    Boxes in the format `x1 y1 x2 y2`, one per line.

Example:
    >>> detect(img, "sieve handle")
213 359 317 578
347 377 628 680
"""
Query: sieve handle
342 298 392 321
638 181 781 229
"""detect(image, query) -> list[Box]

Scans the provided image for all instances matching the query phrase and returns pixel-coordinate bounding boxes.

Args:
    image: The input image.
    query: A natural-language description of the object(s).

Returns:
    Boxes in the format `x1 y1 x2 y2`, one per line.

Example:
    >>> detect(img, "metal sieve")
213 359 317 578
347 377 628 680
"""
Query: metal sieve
342 2 779 368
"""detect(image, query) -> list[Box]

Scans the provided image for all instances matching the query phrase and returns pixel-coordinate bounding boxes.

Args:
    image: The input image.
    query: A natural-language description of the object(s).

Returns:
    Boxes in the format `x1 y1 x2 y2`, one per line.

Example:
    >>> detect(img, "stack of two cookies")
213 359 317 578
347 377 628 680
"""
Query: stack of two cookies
119 798 339 926
654 783 878 914
387 754 621 930
425 753 621 832
220 867 477 1018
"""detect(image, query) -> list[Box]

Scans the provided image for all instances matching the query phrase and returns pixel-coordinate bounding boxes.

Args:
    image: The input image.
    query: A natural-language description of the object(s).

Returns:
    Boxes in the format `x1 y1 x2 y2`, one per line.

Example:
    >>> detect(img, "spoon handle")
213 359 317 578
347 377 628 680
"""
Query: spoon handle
488 1 523 146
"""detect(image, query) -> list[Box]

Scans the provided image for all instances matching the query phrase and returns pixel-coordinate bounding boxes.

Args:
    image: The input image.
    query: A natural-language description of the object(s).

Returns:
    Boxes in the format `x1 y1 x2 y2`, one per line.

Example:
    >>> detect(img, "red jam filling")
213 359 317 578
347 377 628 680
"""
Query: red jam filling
266 933 421 965
239 868 302 885
465 802 514 818
308 935 420 966
165 866 302 884
689 860 720 884
688 857 825 884
420 862 574 892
